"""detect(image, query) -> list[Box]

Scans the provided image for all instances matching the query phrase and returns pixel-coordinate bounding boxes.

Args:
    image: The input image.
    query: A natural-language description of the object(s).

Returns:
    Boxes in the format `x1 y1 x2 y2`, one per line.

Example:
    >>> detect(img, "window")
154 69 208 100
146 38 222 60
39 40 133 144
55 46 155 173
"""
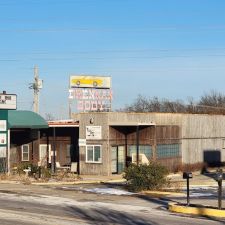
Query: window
22 145 29 161
86 145 102 163
157 144 180 158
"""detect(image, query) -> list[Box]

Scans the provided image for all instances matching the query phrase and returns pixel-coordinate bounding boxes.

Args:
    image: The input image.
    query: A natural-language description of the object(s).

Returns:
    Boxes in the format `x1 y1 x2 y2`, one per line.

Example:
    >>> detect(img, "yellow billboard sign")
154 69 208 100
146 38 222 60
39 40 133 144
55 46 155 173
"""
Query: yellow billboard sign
70 76 111 89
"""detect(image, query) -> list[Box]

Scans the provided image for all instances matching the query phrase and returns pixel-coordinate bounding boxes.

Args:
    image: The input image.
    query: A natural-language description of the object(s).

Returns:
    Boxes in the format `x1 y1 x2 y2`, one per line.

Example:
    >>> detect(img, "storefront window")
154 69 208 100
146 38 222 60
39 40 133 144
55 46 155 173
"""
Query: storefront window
157 144 180 158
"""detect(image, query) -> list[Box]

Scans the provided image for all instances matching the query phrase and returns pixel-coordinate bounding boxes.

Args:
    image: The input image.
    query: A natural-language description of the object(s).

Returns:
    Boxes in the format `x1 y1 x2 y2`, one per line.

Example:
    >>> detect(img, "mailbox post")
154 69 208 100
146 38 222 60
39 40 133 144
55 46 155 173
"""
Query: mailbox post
215 168 223 210
183 172 193 206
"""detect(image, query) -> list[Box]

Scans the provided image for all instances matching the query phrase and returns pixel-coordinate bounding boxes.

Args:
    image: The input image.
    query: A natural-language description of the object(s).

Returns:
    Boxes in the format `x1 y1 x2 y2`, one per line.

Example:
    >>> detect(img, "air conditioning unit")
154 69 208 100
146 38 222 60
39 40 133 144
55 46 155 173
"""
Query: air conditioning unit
131 153 149 165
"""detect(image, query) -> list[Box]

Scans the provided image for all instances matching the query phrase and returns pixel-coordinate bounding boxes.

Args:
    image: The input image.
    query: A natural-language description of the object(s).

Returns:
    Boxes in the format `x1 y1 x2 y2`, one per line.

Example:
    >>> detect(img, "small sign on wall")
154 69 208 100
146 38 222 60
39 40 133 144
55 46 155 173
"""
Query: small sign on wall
0 133 7 145
86 126 102 140
79 139 87 146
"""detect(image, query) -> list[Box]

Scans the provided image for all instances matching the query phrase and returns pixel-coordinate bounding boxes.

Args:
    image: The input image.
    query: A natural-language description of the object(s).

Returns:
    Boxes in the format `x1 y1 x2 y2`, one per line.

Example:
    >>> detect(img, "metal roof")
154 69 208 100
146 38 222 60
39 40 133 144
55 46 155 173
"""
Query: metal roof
48 120 79 127
8 110 48 129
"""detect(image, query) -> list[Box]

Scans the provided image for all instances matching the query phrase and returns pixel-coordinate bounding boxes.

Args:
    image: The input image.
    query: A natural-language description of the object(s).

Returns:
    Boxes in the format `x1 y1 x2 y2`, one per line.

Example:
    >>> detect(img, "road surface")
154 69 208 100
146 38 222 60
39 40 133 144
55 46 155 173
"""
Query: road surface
0 183 223 225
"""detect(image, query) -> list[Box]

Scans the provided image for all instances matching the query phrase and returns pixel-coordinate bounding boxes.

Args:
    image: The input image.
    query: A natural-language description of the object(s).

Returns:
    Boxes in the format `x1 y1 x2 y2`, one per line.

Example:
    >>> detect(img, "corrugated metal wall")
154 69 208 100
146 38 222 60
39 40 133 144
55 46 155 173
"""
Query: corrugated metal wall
76 112 225 175
181 114 225 164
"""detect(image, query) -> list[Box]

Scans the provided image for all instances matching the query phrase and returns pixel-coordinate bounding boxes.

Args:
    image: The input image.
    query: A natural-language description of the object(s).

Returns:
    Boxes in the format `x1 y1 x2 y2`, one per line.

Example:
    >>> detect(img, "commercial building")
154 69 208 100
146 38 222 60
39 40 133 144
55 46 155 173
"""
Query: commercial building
2 110 225 175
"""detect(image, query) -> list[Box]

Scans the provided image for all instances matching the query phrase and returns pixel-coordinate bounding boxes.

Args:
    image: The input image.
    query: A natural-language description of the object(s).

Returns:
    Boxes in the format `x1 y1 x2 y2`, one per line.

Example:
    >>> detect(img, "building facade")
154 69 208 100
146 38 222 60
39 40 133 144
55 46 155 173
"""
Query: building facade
73 112 225 175
6 111 225 176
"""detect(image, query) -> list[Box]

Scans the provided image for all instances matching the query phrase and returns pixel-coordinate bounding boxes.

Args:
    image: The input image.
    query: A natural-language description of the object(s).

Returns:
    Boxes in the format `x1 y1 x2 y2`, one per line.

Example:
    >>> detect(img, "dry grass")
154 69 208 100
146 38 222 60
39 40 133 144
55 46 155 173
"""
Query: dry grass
20 176 32 185
0 169 81 184
173 162 206 173
54 170 82 182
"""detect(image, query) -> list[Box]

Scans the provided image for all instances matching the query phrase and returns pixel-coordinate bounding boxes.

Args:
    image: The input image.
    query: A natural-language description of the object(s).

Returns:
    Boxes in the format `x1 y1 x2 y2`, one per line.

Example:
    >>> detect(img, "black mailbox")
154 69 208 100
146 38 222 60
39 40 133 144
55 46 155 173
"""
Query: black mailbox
183 172 193 179
215 169 223 182
216 173 223 182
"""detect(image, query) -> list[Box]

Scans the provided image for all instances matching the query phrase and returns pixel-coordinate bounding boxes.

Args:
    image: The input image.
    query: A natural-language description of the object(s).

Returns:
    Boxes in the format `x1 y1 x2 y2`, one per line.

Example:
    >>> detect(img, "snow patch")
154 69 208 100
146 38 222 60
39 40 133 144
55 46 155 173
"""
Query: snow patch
190 193 214 197
61 186 134 195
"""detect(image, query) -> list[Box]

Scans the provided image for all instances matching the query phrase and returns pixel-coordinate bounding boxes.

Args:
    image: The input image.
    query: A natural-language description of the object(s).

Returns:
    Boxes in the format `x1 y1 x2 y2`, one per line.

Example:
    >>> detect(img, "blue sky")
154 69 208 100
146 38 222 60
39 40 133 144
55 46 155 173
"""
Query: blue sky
1 0 225 119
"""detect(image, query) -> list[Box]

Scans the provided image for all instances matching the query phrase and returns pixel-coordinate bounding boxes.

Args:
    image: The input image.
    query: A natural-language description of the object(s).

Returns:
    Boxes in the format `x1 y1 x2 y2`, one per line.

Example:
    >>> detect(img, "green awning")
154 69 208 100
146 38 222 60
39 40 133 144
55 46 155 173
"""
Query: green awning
8 110 48 129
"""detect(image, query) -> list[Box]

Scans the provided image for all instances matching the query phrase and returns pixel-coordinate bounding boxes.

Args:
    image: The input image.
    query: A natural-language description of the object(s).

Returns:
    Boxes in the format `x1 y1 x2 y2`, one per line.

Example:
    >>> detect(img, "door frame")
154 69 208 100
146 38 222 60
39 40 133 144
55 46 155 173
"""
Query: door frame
111 145 125 174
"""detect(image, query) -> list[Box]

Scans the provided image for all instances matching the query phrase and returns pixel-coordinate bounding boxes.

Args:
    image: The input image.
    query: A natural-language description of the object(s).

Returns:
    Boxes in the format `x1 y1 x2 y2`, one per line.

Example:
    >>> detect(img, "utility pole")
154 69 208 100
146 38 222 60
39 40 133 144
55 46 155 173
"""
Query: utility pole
29 65 43 114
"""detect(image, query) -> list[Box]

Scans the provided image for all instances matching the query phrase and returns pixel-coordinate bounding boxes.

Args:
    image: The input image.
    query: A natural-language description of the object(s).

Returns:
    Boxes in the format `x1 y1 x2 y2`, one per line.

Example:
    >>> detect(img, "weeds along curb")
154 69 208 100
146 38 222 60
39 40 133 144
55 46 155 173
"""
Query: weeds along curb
168 202 225 218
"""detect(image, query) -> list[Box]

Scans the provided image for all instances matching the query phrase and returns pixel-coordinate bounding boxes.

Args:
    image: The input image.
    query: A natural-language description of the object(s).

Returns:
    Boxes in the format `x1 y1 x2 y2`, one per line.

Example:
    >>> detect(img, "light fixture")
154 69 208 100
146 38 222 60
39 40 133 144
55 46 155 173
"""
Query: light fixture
90 118 94 124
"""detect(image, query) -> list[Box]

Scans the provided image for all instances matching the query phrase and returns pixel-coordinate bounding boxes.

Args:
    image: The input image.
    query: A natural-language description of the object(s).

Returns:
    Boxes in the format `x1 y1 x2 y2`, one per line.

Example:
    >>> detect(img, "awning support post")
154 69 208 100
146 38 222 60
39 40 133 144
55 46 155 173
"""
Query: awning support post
136 126 139 166
51 127 56 174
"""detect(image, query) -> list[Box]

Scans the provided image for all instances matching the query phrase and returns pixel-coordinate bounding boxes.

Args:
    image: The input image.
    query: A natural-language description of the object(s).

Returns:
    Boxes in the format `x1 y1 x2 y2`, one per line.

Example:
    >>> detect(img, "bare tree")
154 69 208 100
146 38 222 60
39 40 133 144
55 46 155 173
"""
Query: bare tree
121 95 187 113
199 90 225 106
119 91 225 115
198 90 225 114
45 113 55 121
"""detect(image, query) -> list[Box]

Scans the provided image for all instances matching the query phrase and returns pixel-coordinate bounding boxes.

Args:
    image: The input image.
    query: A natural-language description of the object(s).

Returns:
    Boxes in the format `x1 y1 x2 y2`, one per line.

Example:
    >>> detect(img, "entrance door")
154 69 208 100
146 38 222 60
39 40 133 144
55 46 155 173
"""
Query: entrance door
111 146 125 174
111 146 117 174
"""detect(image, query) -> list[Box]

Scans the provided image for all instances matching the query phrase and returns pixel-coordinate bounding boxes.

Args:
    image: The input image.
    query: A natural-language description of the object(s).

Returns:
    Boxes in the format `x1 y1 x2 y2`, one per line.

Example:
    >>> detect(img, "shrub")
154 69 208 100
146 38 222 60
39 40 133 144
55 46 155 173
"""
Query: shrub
123 162 169 192
15 163 51 178
16 162 38 175
39 167 51 179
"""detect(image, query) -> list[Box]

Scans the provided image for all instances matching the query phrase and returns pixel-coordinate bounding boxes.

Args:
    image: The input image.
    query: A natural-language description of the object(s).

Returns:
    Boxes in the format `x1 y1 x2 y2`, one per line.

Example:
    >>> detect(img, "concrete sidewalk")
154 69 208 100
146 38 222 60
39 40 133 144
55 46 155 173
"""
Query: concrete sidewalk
31 174 126 186
0 171 218 186
33 171 219 186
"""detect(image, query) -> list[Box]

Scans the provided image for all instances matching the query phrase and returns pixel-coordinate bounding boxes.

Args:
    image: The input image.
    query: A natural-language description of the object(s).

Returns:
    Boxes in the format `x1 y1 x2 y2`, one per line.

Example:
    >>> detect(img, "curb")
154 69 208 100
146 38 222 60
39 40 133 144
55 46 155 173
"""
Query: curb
143 191 185 197
168 202 225 218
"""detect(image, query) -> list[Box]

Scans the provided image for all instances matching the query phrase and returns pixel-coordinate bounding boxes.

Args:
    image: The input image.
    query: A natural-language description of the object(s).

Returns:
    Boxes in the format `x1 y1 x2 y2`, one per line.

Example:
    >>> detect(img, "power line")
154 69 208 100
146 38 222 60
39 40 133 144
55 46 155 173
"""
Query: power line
1 25 225 33
0 54 225 62
3 47 225 55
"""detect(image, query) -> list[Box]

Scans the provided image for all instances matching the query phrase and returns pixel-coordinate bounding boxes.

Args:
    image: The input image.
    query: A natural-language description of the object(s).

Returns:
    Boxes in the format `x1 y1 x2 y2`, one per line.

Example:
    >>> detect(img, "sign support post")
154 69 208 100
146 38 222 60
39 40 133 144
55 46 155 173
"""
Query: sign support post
0 91 17 174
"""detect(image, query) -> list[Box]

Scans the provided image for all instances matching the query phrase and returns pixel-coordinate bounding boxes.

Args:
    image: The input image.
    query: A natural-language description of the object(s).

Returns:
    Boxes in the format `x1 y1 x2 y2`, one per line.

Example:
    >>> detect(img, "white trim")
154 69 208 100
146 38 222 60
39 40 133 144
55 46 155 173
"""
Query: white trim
48 124 79 127
86 145 102 163
21 144 29 161
109 122 156 126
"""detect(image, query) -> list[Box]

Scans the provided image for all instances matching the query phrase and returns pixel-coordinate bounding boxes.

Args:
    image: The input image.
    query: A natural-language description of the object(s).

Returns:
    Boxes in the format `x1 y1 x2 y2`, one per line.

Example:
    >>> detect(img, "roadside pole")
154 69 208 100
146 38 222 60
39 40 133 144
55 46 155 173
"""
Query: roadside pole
183 172 193 206
216 168 223 210
7 129 10 175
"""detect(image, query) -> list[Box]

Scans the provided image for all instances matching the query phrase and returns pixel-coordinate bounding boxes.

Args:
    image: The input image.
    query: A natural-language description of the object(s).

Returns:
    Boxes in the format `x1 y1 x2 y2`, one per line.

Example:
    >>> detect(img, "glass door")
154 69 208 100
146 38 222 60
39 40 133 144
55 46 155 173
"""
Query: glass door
111 146 125 174
118 146 125 173
111 146 117 174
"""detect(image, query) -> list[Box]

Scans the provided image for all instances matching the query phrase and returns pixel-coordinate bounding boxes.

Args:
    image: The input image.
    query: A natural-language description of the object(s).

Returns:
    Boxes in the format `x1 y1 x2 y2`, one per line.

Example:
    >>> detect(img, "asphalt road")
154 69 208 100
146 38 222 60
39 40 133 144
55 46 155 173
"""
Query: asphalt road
0 183 223 225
